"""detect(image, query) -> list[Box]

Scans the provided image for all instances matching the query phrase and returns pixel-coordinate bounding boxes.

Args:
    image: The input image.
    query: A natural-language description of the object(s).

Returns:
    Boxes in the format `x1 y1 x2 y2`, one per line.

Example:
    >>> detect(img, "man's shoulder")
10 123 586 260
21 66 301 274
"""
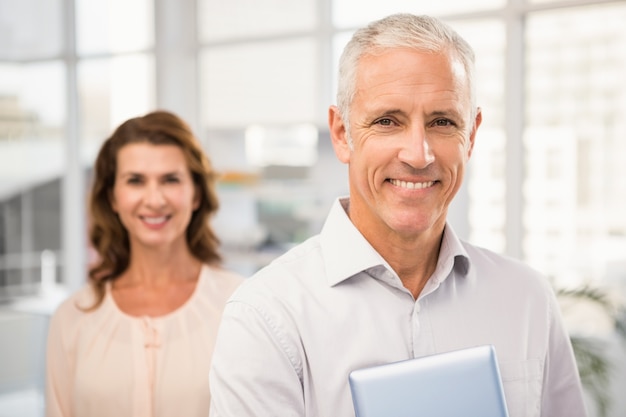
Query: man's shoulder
461 241 552 292
462 241 539 272
261 235 324 276
230 235 325 301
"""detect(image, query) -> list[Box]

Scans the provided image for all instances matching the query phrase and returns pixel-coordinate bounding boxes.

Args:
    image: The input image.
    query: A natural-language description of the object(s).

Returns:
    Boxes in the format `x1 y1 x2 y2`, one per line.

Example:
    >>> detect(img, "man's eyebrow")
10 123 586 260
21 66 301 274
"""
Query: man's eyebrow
381 109 407 116
428 109 461 117
426 109 466 123
366 108 408 119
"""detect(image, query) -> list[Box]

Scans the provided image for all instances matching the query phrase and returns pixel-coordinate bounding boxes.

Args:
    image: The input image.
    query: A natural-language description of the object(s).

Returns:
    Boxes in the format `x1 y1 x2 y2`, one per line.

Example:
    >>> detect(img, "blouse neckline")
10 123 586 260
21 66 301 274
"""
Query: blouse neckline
104 264 207 321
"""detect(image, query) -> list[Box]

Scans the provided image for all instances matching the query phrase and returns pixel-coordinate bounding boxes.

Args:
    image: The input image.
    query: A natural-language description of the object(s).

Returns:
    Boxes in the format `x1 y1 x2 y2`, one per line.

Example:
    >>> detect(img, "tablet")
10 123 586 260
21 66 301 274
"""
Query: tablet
348 345 509 417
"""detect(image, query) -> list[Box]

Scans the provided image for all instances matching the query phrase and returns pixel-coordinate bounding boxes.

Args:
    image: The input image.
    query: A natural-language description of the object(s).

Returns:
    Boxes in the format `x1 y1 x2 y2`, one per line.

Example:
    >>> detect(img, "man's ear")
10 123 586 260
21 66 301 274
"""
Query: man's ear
328 105 351 164
467 107 482 159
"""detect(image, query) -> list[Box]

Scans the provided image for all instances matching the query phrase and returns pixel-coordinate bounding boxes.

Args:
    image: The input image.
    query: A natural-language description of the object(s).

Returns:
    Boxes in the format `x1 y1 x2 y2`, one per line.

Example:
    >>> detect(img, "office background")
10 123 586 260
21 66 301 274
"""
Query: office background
1 0 625 416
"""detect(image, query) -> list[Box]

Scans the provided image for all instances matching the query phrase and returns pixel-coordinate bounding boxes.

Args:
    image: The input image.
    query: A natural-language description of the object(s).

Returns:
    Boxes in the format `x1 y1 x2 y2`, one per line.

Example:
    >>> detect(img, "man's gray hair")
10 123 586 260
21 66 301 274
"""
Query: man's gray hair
336 14 477 136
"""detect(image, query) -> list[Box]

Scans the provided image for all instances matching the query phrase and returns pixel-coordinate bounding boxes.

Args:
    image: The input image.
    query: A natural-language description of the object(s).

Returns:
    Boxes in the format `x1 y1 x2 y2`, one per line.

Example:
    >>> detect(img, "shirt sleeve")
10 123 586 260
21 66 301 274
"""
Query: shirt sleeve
209 300 305 417
45 304 75 417
541 290 589 416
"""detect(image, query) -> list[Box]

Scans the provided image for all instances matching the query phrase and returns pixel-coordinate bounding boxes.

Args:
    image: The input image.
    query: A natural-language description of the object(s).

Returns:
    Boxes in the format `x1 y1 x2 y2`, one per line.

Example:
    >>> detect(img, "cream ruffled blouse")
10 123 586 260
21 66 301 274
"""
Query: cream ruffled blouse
45 264 243 417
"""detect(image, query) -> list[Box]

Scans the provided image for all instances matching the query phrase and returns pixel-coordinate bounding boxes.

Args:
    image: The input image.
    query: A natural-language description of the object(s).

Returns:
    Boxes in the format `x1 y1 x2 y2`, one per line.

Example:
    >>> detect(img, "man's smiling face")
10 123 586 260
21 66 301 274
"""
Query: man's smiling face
330 47 481 242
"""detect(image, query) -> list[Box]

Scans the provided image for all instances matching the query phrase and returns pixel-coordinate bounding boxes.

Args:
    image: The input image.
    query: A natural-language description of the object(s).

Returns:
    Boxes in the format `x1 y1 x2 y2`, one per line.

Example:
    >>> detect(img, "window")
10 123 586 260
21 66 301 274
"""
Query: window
0 0 155 301
331 0 505 28
525 2 626 289
0 21 66 299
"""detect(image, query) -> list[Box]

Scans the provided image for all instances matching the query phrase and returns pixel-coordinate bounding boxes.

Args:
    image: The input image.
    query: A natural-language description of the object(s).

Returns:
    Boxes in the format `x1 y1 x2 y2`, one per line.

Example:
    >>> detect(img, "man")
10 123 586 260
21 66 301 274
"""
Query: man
209 13 587 417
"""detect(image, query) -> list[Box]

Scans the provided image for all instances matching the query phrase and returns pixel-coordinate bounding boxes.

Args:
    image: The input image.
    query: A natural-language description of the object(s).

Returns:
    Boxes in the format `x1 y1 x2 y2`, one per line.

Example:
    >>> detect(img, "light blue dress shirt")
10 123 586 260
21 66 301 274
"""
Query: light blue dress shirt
209 197 587 417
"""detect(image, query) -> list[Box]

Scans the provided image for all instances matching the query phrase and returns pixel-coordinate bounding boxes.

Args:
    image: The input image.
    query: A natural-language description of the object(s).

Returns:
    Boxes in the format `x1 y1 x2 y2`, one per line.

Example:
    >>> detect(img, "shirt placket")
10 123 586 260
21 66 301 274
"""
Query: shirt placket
142 316 161 417
412 277 442 358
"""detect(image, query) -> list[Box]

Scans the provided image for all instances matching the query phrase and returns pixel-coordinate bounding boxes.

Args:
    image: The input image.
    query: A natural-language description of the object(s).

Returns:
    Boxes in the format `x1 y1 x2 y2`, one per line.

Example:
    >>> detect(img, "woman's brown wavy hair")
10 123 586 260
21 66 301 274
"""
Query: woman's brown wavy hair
86 110 222 310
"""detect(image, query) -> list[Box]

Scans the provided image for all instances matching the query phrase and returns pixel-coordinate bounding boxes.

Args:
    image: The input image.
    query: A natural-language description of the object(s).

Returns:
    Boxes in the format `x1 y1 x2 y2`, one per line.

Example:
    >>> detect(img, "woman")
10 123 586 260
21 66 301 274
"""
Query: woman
45 110 244 417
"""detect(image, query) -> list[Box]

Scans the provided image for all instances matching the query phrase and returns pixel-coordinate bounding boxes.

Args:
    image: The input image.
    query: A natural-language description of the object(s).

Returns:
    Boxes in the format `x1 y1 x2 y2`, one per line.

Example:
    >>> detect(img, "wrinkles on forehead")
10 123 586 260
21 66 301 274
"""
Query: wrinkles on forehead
351 49 472 129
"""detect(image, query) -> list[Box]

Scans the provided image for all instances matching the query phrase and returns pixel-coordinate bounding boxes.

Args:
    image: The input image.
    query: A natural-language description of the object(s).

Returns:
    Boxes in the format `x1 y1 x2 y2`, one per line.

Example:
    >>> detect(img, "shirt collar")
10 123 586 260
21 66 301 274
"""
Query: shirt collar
320 197 389 286
320 197 470 287
432 223 471 284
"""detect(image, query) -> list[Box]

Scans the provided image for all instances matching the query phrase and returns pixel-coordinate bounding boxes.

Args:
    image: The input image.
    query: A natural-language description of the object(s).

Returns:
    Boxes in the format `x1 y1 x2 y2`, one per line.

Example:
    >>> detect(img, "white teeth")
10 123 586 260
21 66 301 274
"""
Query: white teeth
143 216 167 224
390 179 434 189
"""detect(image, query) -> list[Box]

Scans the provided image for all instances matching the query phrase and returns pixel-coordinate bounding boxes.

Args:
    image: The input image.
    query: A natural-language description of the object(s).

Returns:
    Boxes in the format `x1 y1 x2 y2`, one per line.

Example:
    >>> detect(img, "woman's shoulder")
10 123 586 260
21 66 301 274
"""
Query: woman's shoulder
198 264 245 298
50 283 106 325
47 283 110 347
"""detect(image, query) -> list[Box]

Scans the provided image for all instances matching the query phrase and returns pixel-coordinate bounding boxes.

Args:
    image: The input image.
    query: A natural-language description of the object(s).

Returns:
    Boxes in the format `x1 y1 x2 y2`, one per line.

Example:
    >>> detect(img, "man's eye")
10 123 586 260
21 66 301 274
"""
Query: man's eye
433 119 454 127
375 118 394 126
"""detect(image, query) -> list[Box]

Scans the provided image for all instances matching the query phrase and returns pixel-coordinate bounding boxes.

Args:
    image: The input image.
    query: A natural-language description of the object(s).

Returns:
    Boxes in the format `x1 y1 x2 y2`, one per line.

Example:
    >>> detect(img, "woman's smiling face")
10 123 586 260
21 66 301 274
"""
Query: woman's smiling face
111 142 199 251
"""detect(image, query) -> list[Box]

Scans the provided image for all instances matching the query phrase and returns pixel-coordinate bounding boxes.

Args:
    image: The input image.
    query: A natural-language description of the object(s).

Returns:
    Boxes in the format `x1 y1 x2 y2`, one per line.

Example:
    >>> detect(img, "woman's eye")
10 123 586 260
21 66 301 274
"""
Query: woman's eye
164 176 180 183
127 177 142 184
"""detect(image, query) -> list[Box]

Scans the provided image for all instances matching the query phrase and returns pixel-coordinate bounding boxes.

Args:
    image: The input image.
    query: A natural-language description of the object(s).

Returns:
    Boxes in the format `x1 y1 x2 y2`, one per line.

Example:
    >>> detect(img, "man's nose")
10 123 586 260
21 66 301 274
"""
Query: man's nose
397 125 435 168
